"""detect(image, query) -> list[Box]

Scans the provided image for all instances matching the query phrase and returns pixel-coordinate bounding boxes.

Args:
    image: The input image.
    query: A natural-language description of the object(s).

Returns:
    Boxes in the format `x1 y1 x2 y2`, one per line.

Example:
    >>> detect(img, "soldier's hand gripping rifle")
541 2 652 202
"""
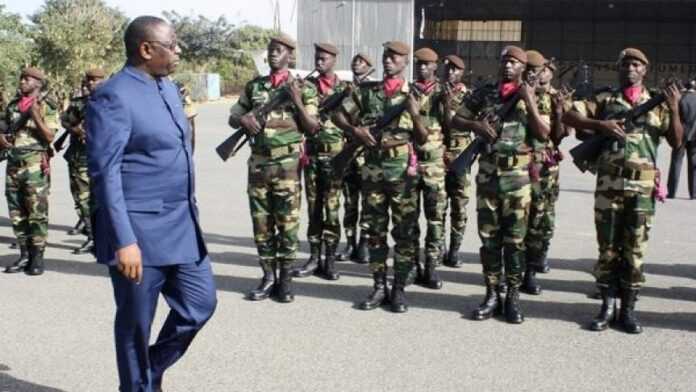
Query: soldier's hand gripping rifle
0 90 58 161
216 69 319 161
331 83 425 178
54 95 87 153
569 91 670 173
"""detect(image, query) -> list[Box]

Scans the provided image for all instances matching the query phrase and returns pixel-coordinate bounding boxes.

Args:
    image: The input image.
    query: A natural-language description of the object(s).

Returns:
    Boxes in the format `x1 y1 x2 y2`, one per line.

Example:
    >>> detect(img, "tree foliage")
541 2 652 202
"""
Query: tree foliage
0 5 33 98
31 0 128 97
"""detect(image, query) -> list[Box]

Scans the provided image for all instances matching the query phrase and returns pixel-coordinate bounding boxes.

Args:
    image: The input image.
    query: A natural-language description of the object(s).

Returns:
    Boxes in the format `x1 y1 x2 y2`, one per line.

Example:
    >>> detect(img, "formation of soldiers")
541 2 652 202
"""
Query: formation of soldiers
0 34 683 336
228 34 683 335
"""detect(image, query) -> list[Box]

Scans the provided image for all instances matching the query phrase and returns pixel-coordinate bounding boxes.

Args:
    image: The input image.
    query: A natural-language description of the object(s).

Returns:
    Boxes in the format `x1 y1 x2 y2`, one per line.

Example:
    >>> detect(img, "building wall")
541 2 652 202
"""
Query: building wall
298 0 415 79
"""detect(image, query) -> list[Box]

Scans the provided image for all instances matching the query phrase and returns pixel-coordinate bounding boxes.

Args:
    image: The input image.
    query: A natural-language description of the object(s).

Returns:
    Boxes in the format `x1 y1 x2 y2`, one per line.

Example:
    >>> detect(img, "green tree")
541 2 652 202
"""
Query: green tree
31 0 128 97
0 5 34 99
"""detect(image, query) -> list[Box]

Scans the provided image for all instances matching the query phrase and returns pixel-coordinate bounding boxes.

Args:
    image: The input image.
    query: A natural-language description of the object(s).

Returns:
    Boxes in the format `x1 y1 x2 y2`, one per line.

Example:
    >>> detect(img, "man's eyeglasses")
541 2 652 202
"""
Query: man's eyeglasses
147 41 178 52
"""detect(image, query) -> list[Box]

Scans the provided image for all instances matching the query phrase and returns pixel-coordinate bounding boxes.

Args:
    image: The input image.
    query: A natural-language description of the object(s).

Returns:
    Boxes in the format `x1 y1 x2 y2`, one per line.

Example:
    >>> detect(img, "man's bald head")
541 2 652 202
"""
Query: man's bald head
124 16 169 60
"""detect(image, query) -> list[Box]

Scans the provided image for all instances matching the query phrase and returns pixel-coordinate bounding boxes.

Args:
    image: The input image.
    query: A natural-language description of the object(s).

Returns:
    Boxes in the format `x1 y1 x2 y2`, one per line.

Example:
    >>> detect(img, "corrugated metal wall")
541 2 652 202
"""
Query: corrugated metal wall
298 0 415 79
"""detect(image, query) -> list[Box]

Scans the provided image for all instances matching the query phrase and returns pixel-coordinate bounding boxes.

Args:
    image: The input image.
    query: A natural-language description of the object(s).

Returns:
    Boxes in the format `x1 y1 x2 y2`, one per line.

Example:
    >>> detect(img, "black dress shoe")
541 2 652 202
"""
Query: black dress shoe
4 246 29 273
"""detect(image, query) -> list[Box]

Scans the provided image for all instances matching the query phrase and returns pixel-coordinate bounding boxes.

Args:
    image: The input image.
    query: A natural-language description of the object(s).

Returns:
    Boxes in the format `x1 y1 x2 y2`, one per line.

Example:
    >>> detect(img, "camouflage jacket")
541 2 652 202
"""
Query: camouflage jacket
3 96 58 157
572 87 671 194
412 81 445 157
306 75 348 147
229 74 319 152
456 83 534 156
61 96 88 163
529 87 554 152
444 82 472 141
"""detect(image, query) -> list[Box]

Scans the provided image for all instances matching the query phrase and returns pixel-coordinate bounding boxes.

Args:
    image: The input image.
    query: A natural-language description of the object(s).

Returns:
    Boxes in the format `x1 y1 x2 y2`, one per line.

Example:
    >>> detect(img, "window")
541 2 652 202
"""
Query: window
424 20 522 42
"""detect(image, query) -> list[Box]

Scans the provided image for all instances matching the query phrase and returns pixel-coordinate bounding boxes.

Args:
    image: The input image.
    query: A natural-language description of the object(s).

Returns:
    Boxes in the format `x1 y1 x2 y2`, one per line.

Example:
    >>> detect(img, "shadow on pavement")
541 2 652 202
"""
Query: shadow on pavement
0 364 66 392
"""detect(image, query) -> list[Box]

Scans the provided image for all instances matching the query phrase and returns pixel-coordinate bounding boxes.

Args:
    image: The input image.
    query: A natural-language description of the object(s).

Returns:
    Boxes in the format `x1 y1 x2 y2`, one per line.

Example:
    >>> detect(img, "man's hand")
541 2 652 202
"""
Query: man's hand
239 112 262 136
597 119 626 140
0 135 11 149
71 125 86 142
472 119 498 143
116 243 143 284
519 82 537 106
288 79 303 107
352 126 377 147
663 83 682 112
405 94 421 117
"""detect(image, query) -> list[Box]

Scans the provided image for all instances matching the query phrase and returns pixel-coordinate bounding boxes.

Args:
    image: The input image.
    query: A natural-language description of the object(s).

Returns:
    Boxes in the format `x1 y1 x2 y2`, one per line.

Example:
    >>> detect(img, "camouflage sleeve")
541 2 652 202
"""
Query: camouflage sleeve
29 101 59 133
341 86 361 118
536 93 552 126
301 82 319 117
229 82 253 123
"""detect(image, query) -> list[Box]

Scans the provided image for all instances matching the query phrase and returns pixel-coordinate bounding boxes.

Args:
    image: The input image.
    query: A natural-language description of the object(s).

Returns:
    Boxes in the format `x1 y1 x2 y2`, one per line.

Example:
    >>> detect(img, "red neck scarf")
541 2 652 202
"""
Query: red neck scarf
454 82 467 93
499 82 519 101
623 85 642 105
415 80 437 95
383 76 405 98
18 96 36 113
270 69 290 88
317 73 336 95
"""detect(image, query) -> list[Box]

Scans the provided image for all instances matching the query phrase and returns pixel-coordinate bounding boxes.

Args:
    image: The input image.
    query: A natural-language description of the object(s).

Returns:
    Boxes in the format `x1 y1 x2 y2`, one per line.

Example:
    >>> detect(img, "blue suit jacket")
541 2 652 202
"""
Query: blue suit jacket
87 65 207 266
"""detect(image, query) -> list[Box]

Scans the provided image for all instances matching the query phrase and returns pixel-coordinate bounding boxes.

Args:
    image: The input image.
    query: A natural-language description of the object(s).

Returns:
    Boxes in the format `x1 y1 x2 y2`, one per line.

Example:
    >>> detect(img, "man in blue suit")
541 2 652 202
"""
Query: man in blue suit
87 16 217 392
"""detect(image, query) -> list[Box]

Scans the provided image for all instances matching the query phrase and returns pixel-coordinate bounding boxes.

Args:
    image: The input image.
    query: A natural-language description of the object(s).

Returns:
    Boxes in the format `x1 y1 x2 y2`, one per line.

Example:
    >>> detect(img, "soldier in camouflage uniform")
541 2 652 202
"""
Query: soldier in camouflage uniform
453 47 551 324
410 47 446 290
335 41 428 313
2 68 58 276
519 51 569 294
293 42 347 281
61 68 106 255
228 34 320 303
563 48 683 334
441 55 472 268
338 52 374 264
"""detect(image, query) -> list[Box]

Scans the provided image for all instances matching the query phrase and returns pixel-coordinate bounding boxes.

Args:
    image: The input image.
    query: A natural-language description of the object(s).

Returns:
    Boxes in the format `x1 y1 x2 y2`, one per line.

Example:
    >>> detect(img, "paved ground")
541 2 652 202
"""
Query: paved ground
1 99 695 392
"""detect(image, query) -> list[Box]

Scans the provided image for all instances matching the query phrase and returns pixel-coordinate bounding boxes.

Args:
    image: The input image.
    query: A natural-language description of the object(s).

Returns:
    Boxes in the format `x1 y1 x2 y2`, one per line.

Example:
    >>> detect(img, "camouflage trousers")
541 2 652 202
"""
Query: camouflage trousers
68 158 92 236
477 179 531 288
594 190 654 289
247 152 302 266
342 155 369 238
362 159 419 279
304 153 342 248
444 135 473 245
524 164 559 269
414 153 447 262
5 153 51 249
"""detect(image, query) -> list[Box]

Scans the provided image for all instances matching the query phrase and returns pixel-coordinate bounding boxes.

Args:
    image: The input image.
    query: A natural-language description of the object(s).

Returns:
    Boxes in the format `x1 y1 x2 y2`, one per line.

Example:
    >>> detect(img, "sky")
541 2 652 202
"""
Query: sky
3 0 299 36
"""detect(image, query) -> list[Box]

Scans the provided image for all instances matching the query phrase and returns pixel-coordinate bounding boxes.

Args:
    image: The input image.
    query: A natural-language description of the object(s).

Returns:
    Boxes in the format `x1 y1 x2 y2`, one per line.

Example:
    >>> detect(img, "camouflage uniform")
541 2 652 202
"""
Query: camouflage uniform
412 83 447 264
61 97 92 241
343 81 419 280
4 98 58 250
525 88 561 270
457 84 533 288
304 76 348 253
443 84 473 258
341 154 368 239
572 88 671 289
229 75 319 270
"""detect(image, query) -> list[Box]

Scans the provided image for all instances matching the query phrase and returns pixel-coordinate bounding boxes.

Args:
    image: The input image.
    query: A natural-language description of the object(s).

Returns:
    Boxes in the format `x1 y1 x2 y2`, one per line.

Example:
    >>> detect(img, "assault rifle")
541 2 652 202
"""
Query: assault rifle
331 83 425 178
216 69 319 161
318 68 374 121
569 92 667 173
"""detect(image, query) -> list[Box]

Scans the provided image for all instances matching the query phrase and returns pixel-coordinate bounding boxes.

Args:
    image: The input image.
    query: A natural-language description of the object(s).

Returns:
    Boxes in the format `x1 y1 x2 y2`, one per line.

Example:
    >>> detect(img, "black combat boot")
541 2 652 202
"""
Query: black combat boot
538 247 550 273
4 246 29 273
247 261 276 301
390 274 408 313
471 284 503 320
520 268 542 295
619 288 643 334
359 271 388 310
276 263 295 303
504 285 524 324
338 235 356 261
67 219 84 235
319 244 340 281
444 236 463 268
292 243 321 278
354 234 369 264
25 246 45 276
420 257 443 290
412 245 424 286
589 286 617 331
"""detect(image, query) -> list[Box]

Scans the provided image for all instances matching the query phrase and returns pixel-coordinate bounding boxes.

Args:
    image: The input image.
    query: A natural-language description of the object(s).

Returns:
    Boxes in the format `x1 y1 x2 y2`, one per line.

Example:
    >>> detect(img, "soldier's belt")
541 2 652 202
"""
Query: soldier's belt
306 141 344 154
481 153 531 169
252 143 301 159
600 164 656 181
264 118 298 130
378 143 410 158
